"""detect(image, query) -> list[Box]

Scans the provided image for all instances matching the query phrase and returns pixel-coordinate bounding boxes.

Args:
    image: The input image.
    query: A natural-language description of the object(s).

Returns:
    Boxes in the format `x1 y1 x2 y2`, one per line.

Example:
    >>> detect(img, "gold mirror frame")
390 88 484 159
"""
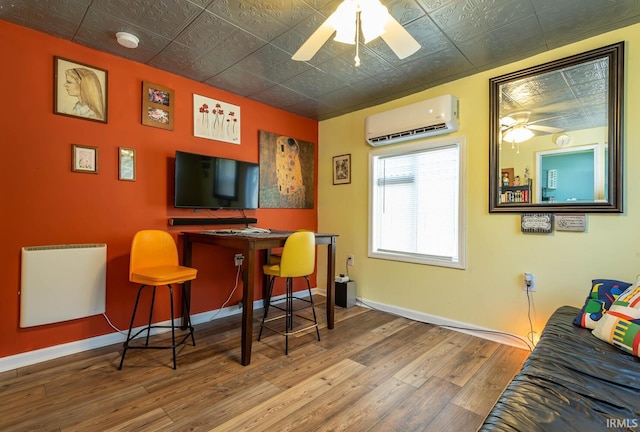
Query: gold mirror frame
489 42 624 213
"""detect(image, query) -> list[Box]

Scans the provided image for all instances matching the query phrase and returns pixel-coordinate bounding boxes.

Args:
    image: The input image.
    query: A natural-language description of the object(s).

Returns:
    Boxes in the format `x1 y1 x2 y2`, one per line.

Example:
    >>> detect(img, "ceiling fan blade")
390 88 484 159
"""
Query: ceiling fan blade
291 15 337 61
380 16 420 59
528 124 564 133
501 116 517 127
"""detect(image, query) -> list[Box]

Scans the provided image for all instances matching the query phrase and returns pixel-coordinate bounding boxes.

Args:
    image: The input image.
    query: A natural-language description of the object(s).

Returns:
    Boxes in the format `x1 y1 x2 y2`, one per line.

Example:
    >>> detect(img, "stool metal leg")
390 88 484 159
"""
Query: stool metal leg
119 284 146 370
168 284 176 370
145 286 157 347
181 283 196 346
305 276 321 341
285 277 293 355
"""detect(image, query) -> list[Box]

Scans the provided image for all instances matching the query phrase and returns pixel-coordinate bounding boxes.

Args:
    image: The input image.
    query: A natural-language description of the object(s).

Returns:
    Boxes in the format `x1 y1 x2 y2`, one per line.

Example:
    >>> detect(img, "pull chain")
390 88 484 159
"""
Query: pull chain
354 10 361 67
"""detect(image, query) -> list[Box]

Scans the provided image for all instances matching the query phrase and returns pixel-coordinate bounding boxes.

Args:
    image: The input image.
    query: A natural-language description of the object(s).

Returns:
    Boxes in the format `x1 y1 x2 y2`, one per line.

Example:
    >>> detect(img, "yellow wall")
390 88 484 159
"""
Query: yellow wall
317 24 640 346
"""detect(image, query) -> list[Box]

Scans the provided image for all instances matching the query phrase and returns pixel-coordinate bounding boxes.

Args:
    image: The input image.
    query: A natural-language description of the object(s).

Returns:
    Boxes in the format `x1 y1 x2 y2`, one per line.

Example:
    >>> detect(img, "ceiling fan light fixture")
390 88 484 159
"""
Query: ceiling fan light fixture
330 1 357 44
360 1 388 42
503 125 535 143
291 0 420 63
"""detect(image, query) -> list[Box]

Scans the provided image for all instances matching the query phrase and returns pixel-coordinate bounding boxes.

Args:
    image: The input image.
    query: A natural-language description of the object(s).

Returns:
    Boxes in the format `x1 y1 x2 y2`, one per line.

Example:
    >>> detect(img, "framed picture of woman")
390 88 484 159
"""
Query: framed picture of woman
54 56 108 123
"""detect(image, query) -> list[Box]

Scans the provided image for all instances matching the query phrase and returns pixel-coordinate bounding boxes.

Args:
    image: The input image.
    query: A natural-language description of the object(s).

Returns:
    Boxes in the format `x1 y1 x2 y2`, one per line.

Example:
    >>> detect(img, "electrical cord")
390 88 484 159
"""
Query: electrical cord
525 280 536 348
356 298 534 352
208 263 242 321
102 312 126 334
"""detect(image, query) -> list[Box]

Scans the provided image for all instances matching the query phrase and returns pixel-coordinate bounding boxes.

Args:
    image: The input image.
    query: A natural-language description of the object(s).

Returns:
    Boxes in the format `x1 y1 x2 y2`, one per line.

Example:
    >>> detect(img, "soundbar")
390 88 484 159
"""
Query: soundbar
168 217 258 226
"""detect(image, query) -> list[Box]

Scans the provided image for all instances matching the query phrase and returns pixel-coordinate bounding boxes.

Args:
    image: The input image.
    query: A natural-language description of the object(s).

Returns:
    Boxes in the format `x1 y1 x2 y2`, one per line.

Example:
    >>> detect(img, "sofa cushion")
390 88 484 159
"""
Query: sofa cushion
573 279 631 329
592 280 640 357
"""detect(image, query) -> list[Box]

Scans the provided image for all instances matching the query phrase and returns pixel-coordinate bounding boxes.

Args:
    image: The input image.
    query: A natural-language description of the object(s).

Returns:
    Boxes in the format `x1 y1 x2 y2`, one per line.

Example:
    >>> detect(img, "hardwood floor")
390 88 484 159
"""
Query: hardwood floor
0 300 529 432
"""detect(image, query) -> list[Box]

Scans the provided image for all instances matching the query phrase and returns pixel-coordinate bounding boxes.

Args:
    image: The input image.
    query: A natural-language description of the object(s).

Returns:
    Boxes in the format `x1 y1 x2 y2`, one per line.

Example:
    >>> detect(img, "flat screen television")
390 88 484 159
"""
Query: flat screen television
174 150 259 209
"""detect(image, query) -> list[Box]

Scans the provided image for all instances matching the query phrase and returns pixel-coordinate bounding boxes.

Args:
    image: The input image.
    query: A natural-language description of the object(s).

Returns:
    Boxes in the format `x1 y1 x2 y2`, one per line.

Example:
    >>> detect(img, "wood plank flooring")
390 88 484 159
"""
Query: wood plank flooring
0 300 529 432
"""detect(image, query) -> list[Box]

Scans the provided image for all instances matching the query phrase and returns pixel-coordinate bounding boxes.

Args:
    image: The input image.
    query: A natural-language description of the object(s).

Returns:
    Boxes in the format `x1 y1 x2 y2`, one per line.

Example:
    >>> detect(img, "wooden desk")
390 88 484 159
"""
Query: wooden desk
181 231 337 366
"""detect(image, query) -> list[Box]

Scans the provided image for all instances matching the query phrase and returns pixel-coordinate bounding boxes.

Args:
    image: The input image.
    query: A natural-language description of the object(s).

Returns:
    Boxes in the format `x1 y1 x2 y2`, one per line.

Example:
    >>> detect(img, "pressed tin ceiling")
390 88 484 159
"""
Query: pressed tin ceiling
1 0 639 121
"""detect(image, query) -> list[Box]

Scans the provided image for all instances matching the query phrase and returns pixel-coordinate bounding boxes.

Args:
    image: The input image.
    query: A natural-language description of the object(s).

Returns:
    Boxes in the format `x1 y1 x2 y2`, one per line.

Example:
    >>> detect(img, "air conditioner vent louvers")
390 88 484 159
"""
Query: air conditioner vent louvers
365 95 459 146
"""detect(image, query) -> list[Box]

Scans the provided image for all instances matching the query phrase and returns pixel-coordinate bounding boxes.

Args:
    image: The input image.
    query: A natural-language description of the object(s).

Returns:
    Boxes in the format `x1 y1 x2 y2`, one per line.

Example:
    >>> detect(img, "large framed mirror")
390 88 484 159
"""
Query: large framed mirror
489 42 624 213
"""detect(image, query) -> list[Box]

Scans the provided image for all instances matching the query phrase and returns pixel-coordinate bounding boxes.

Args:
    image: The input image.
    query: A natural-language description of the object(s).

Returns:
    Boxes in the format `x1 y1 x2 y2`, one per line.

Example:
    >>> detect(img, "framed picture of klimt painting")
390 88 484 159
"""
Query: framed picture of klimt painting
54 56 108 123
258 131 315 209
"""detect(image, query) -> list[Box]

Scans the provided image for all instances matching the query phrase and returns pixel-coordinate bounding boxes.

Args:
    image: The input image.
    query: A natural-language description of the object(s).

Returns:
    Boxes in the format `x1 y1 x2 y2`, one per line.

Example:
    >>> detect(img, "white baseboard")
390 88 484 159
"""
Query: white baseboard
0 289 530 373
355 298 533 351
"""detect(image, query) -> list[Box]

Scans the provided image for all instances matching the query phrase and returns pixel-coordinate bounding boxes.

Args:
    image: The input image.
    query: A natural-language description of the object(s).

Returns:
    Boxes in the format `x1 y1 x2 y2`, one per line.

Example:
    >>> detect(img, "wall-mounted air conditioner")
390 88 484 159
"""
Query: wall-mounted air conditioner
365 94 459 146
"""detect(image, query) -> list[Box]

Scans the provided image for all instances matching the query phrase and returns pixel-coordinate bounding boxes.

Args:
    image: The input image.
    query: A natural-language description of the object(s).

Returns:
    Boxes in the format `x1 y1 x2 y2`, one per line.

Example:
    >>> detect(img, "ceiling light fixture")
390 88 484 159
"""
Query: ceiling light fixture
292 0 420 67
503 124 535 144
116 32 139 49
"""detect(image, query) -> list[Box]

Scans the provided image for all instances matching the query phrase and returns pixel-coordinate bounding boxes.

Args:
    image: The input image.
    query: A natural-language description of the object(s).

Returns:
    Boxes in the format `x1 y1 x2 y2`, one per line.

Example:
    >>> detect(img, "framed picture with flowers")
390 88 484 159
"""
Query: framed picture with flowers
193 94 241 144
71 144 98 174
142 81 174 130
54 56 108 123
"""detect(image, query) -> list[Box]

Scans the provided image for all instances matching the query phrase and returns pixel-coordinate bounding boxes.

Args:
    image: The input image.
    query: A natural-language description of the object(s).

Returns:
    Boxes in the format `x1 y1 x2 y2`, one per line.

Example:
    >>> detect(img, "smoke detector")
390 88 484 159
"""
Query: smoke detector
116 32 139 49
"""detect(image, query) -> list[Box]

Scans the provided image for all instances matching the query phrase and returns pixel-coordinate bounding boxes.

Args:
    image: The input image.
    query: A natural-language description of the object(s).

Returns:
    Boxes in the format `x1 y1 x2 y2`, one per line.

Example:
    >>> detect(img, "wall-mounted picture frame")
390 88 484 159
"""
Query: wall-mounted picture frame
333 154 351 185
193 94 241 144
521 213 554 233
71 145 98 174
258 130 315 209
118 147 135 181
142 81 174 130
54 56 108 123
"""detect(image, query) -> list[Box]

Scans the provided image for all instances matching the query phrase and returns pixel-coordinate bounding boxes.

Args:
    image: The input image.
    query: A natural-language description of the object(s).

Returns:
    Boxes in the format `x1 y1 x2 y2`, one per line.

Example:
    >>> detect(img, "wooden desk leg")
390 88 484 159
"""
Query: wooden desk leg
181 237 193 329
326 237 336 329
240 246 255 366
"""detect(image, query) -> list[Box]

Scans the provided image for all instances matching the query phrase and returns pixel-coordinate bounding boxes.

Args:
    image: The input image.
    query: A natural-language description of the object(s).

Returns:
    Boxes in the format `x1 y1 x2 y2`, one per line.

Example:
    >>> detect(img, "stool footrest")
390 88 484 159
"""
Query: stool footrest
124 325 195 350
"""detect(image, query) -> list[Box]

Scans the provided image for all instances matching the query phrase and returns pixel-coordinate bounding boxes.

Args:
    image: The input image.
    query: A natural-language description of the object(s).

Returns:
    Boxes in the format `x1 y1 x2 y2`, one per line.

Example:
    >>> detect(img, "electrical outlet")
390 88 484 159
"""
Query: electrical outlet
523 272 536 292
347 254 355 266
234 254 244 267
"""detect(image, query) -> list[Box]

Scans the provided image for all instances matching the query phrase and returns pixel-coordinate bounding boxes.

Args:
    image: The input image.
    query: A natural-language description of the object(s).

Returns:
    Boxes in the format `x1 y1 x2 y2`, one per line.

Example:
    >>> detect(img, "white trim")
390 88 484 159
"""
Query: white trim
356 297 533 351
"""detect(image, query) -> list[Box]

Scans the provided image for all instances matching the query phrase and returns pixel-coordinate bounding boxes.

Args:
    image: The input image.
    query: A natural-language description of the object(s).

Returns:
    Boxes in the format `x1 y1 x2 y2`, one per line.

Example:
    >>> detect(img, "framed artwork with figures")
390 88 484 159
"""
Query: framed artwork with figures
54 56 108 123
333 154 351 185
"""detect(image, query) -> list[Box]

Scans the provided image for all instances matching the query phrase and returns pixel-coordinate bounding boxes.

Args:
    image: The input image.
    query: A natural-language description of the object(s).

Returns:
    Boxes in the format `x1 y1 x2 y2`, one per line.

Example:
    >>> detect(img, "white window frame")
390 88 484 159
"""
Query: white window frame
368 136 466 269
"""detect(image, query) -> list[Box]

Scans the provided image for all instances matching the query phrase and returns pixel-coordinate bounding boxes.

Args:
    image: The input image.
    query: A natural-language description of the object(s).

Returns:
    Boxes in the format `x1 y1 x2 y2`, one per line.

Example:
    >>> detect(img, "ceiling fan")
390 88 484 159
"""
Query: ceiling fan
500 110 564 143
292 0 420 66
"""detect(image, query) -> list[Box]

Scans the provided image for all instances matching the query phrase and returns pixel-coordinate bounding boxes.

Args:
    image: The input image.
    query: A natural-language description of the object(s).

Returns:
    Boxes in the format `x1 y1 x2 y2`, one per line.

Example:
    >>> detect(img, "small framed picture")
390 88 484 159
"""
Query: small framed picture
54 56 108 123
71 145 98 174
118 147 136 181
142 81 174 130
333 154 351 185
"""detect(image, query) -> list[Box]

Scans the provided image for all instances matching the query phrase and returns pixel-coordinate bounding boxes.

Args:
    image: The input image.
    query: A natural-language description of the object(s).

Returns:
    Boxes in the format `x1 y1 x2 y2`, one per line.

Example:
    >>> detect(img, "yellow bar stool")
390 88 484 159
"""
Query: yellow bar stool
118 230 197 370
258 231 320 354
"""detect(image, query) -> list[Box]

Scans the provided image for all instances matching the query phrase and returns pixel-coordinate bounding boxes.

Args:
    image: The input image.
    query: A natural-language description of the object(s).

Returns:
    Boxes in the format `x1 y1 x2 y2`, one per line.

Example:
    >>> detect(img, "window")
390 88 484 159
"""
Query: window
368 136 466 268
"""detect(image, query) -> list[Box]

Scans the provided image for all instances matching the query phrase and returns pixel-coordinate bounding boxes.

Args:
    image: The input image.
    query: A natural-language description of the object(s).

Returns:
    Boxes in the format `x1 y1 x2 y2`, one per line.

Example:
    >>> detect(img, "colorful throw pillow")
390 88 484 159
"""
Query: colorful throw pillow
573 279 632 329
592 280 640 357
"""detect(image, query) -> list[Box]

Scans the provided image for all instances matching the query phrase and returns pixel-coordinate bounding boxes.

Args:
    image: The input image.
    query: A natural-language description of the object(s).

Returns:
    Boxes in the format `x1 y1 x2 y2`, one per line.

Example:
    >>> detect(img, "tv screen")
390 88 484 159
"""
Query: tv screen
174 150 259 209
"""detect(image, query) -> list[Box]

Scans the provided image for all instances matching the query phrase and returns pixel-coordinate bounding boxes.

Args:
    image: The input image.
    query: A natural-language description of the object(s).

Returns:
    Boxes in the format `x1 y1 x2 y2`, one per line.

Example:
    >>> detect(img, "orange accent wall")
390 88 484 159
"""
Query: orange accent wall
0 21 318 359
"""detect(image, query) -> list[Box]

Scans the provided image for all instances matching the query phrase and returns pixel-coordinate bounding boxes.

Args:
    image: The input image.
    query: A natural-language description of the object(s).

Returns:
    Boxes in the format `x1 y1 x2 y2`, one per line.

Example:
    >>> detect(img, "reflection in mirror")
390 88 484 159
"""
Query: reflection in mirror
489 42 624 213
